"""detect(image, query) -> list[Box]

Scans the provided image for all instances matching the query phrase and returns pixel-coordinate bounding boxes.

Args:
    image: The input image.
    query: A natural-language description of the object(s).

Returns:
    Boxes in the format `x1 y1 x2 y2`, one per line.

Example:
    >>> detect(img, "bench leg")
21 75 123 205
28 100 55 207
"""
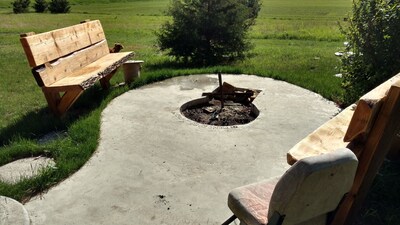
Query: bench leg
100 69 118 90
43 90 61 115
42 87 84 116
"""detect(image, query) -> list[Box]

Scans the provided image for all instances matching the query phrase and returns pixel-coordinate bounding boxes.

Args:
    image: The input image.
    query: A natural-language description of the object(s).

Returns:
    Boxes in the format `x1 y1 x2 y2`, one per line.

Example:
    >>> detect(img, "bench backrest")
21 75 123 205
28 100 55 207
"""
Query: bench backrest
332 77 400 225
20 20 110 87
344 74 400 142
268 148 358 225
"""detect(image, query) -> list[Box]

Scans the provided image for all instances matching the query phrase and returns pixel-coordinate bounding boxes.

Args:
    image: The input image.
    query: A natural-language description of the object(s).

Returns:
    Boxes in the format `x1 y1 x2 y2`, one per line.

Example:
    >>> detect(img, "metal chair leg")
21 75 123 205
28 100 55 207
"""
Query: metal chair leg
222 215 237 225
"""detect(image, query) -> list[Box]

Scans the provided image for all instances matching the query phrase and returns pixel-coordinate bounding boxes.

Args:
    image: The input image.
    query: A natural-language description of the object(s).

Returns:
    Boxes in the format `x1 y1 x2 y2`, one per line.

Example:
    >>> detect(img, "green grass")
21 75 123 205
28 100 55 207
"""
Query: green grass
0 0 399 224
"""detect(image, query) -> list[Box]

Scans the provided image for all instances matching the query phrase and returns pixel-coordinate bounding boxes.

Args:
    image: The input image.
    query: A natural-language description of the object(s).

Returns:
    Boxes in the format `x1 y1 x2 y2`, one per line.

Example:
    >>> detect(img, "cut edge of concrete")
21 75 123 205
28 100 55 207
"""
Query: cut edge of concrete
0 196 30 225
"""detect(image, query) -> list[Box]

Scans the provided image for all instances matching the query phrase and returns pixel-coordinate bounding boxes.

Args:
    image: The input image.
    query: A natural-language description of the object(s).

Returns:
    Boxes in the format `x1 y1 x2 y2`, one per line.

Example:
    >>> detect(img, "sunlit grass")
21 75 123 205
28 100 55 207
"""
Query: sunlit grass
0 0 350 195
3 1 398 224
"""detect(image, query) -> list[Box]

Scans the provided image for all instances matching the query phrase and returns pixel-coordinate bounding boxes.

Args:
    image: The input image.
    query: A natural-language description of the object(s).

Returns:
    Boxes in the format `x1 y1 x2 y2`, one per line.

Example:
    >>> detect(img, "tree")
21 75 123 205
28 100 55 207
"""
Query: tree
33 0 48 13
157 0 261 65
49 0 70 13
12 0 30 14
340 0 400 105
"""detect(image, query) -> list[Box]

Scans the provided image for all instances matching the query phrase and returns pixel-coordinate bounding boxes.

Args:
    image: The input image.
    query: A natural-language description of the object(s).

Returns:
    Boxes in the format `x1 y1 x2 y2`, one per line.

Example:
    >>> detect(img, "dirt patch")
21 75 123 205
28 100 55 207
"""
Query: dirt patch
182 99 257 126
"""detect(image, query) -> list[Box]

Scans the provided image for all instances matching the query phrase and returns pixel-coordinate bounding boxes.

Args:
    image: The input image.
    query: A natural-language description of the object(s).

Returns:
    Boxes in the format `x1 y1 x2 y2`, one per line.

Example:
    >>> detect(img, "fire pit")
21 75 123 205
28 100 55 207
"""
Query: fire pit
181 74 261 126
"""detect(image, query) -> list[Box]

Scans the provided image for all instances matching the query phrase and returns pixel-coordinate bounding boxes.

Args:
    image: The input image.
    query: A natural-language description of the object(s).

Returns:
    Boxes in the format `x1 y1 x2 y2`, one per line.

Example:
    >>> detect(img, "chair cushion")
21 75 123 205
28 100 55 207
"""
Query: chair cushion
268 148 358 224
228 177 280 225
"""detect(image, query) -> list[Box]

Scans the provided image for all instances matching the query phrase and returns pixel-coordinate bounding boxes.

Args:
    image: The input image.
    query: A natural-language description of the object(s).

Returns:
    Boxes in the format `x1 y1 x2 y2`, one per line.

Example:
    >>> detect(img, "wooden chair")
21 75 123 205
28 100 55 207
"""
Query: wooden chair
223 148 358 225
287 76 400 225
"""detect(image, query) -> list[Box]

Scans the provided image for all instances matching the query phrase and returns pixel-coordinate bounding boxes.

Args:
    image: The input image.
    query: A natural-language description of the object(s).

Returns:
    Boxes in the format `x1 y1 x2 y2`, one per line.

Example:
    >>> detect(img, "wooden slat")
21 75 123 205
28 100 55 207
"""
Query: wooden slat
20 20 106 67
343 100 382 142
344 74 400 142
34 40 110 86
47 52 133 90
286 105 354 165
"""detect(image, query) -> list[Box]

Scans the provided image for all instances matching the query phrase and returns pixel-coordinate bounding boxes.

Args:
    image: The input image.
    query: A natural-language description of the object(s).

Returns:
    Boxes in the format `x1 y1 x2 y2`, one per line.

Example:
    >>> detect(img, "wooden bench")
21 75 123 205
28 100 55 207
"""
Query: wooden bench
223 74 400 225
287 73 400 225
20 20 134 115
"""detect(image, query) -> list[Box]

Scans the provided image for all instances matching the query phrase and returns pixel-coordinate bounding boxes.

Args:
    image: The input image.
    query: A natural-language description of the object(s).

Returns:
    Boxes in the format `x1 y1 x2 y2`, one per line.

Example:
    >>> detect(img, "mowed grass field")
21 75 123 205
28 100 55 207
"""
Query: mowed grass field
0 0 399 224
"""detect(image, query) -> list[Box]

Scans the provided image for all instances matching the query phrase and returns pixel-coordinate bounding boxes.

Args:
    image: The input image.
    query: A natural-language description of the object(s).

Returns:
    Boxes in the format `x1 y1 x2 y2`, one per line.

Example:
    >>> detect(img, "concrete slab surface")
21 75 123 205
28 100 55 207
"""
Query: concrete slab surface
25 74 339 225
0 196 30 225
0 157 55 184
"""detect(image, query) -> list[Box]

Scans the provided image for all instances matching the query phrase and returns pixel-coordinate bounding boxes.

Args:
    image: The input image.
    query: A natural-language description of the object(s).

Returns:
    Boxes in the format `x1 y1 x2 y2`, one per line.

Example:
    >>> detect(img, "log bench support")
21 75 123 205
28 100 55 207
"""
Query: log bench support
20 20 134 116
42 87 84 116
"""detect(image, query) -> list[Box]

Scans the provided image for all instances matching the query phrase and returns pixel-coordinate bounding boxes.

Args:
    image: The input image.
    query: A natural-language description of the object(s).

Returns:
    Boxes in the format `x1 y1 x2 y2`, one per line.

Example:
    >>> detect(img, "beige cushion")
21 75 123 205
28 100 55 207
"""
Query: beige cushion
269 148 358 225
227 148 358 225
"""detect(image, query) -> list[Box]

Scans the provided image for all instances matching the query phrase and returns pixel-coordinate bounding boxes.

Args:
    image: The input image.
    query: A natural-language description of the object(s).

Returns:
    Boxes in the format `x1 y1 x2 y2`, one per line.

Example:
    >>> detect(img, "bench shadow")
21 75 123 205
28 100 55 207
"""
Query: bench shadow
0 85 114 146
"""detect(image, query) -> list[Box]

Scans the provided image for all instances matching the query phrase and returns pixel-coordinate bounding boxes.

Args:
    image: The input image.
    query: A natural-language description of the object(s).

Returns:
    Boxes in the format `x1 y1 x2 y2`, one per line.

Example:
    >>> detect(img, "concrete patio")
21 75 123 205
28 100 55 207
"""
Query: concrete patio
20 74 339 224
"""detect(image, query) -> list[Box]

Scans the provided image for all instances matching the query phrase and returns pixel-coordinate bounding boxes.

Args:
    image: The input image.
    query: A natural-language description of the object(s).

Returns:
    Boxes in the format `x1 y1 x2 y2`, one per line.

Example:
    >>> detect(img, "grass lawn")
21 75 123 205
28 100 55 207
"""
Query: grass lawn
0 0 398 224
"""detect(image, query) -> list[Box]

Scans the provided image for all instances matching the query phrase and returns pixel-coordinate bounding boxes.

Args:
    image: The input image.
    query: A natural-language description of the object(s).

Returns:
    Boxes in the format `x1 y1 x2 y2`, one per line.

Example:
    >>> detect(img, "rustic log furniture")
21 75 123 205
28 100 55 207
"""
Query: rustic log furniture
223 74 400 225
287 74 400 225
20 20 134 115
223 148 358 225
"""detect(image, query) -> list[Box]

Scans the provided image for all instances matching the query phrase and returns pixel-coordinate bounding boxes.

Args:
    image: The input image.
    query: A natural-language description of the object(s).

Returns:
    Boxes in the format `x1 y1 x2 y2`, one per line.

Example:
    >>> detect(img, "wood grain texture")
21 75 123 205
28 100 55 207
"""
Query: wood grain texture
20 20 106 67
20 20 135 116
332 81 400 225
286 105 354 165
34 40 110 87
287 73 400 165
42 86 84 116
343 100 382 142
42 89 61 115
46 52 133 90
344 74 400 142
57 88 84 115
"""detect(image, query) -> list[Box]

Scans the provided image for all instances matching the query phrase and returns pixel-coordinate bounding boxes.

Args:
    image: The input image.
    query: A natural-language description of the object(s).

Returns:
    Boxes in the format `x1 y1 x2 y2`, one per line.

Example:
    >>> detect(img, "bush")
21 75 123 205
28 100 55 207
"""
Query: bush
33 0 48 13
12 0 30 13
48 0 70 13
340 0 400 105
157 0 261 65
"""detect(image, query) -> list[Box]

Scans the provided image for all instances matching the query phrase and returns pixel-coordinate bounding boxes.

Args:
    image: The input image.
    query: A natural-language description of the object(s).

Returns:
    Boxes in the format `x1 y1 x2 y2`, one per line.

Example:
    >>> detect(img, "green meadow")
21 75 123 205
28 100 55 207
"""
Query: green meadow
0 0 398 224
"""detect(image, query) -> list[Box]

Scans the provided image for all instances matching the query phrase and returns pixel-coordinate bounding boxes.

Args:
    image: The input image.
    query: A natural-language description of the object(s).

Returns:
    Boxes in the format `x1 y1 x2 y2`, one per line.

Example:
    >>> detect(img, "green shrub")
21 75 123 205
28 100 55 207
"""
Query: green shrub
157 0 261 65
12 0 30 14
340 0 400 105
33 0 48 13
48 0 70 13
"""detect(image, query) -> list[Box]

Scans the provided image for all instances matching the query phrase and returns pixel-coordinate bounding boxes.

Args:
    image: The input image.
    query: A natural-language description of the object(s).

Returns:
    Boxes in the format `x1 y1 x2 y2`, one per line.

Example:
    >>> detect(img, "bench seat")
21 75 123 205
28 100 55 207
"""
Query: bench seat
286 105 354 165
48 52 133 90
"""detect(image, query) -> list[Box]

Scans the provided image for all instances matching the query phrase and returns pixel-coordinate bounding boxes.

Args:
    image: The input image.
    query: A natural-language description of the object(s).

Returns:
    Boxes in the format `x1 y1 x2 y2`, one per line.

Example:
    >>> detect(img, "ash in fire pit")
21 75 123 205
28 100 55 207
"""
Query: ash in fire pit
181 74 261 126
